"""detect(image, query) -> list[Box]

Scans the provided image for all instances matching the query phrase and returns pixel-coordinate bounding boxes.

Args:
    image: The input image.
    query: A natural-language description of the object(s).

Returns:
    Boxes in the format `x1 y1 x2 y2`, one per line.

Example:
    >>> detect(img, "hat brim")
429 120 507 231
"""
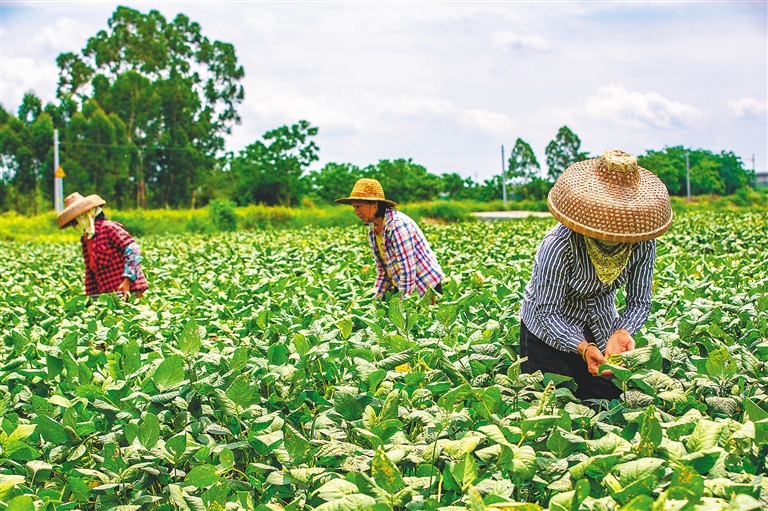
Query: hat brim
548 195 673 243
547 158 672 243
335 197 398 208
57 195 106 229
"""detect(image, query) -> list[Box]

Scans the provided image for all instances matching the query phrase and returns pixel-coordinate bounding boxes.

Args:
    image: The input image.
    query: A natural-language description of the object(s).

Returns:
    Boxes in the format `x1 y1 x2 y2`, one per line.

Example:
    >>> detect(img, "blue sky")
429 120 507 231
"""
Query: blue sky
2 1 766 181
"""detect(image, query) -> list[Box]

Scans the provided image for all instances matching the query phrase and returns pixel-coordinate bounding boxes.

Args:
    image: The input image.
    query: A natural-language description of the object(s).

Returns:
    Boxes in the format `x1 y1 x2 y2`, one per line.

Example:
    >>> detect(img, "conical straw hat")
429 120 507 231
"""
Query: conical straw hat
547 149 672 242
56 192 106 229
335 178 398 207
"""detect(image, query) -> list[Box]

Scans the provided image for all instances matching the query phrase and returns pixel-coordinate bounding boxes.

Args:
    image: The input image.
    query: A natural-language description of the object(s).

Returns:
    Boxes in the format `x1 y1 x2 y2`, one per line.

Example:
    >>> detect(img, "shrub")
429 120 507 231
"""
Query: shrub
208 199 239 231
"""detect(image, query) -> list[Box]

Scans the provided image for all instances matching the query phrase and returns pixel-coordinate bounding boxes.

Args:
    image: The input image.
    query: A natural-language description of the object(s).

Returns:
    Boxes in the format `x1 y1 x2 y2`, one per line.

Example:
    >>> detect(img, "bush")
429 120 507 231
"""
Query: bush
208 199 239 231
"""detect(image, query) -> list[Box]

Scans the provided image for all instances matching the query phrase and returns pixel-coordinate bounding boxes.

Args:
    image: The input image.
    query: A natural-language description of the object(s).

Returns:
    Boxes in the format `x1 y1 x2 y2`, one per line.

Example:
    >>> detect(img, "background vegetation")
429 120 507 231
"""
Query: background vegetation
0 7 760 218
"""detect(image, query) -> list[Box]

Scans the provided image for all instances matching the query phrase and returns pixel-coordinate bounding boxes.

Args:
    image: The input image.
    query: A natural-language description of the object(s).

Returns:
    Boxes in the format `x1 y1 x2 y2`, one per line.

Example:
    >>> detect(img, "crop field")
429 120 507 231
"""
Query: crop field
1 212 767 511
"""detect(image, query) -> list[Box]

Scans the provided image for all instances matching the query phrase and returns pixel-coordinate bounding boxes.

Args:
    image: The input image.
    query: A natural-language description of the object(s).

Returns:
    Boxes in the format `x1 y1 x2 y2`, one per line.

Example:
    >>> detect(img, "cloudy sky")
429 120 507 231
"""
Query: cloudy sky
2 1 766 181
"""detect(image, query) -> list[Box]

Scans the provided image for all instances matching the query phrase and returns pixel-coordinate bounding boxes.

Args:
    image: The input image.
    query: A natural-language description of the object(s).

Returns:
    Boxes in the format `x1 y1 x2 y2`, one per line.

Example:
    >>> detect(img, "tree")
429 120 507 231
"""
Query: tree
545 126 589 180
507 138 541 183
308 162 363 203
0 94 53 214
55 6 244 208
365 159 442 203
229 121 319 207
637 146 750 197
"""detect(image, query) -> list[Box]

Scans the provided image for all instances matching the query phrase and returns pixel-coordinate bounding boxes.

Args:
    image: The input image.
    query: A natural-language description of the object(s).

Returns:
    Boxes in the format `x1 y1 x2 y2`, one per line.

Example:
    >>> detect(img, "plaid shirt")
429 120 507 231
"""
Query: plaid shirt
81 219 148 295
368 209 443 298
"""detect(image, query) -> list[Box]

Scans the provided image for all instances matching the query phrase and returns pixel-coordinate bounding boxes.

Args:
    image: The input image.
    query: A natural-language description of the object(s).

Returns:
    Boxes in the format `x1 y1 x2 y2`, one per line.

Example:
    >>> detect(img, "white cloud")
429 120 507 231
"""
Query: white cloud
33 17 94 52
0 56 60 109
492 31 548 51
580 85 702 129
727 97 767 117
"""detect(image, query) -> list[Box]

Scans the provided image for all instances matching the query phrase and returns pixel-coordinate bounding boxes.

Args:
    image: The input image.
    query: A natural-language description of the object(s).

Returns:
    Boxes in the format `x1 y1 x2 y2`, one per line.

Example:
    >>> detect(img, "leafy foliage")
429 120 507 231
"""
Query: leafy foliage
1 212 767 509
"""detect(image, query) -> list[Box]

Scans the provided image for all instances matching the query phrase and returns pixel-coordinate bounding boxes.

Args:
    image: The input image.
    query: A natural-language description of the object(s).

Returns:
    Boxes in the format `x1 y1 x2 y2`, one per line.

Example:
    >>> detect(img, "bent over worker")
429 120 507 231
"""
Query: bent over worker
56 192 148 299
336 178 443 299
519 150 672 400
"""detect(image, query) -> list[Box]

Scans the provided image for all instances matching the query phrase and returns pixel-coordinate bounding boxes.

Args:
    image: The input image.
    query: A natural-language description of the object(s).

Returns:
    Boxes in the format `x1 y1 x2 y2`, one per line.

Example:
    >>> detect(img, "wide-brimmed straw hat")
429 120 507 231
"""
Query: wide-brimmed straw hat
56 192 106 229
335 178 398 207
548 149 672 243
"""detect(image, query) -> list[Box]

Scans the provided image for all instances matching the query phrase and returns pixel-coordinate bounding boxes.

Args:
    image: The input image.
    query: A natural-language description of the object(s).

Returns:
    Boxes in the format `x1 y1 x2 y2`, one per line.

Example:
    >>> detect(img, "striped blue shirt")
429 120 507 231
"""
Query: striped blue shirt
519 223 655 353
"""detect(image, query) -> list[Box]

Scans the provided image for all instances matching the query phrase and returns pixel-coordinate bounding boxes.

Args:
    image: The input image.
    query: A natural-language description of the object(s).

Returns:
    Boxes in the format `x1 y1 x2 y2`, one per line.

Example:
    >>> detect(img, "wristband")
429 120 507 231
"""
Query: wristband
581 342 599 362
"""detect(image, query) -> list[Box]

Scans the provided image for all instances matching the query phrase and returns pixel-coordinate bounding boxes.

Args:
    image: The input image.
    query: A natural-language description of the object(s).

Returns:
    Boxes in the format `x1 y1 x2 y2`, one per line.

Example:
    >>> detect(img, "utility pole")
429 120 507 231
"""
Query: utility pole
53 129 65 212
501 144 507 207
685 150 691 202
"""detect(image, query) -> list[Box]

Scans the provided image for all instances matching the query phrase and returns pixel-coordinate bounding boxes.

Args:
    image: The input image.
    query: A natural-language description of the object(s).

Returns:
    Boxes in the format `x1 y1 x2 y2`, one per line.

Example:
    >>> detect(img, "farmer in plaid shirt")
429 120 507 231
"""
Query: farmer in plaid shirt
57 192 148 299
337 179 443 299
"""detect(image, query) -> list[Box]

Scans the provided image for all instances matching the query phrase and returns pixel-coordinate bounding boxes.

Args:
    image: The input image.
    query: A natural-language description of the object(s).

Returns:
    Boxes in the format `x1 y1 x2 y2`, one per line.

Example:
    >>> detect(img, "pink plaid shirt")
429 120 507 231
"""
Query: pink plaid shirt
368 208 443 298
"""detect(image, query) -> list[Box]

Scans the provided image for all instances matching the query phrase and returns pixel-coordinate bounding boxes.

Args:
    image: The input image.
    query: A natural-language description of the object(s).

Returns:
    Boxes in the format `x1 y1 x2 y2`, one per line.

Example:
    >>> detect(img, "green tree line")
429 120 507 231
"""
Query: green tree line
0 7 756 214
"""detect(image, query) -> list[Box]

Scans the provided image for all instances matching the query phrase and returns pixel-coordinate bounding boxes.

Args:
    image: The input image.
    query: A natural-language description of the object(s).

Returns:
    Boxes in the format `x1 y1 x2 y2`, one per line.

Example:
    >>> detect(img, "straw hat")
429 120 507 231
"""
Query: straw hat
56 192 106 229
335 178 398 207
548 149 672 243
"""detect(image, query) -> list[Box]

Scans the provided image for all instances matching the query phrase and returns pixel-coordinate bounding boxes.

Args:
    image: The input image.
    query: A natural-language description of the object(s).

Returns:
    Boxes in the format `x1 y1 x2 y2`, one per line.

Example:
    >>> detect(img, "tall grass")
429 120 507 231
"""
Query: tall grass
2 191 765 242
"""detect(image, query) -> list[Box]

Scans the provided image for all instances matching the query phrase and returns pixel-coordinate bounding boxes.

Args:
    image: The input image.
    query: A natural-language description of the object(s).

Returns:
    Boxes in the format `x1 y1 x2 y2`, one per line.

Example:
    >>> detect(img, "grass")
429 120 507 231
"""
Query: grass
2 189 765 242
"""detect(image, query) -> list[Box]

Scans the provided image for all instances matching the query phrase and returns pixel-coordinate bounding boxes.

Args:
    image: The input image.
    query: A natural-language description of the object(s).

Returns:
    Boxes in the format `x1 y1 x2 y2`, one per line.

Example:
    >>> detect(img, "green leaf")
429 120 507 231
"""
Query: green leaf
597 362 632 381
336 317 353 340
744 398 768 422
685 420 724 452
226 376 255 409
314 479 359 501
472 386 501 419
521 415 559 439
5 496 35 511
185 464 219 488
165 433 187 460
546 427 585 458
371 447 405 494
620 345 663 371
334 391 363 421
508 445 537 480
153 355 185 393
138 413 160 449
248 430 283 456
293 333 310 357
67 476 90 502
31 415 67 444
634 405 662 457
178 318 201 357
285 424 312 464
388 299 405 330
705 347 737 381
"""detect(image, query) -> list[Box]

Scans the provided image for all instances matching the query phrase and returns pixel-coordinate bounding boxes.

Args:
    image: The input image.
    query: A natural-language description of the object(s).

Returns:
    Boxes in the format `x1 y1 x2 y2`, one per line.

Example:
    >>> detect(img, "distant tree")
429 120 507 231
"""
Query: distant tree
230 121 319 206
0 94 53 214
365 159 442 203
308 162 363 203
545 126 589 180
507 138 541 182
55 6 245 208
440 173 484 201
638 146 750 196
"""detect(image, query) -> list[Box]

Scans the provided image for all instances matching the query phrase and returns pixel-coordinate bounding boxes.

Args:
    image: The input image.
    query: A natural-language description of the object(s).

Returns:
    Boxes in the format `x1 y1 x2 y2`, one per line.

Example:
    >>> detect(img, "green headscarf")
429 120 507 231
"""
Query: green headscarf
584 237 633 285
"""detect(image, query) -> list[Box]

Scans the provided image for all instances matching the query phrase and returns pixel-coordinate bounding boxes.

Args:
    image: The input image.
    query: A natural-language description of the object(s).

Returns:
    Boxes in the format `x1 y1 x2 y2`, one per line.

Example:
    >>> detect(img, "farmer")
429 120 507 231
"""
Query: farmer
56 192 148 299
519 150 672 400
336 178 443 299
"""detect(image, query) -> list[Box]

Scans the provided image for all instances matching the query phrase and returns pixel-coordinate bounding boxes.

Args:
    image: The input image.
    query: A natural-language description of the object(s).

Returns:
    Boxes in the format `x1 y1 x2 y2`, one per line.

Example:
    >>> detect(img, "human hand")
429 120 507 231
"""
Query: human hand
578 341 614 380
605 329 635 358
117 278 131 299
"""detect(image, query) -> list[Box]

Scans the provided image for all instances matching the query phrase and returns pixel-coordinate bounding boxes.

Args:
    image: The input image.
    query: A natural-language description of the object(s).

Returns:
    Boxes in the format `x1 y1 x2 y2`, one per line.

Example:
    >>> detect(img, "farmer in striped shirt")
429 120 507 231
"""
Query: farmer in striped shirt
519 150 672 400
337 178 443 299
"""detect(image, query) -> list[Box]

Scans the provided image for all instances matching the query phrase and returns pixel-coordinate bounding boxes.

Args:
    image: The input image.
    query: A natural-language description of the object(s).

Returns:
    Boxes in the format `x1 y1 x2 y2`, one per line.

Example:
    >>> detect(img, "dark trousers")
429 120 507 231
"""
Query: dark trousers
519 321 621 401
